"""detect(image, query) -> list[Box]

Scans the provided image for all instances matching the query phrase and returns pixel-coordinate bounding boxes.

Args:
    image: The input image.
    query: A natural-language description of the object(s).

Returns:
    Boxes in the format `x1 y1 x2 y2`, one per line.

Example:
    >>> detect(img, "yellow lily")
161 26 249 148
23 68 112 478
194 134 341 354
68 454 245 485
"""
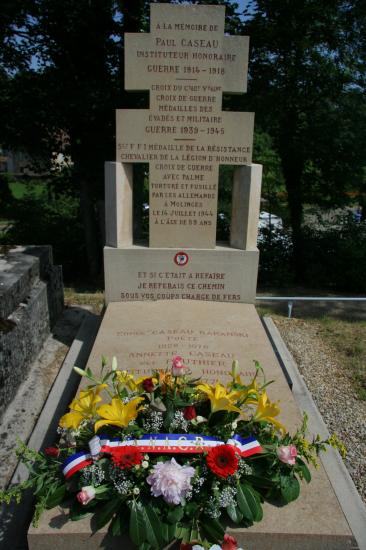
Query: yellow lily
252 392 286 433
229 377 260 406
116 370 137 392
95 396 144 432
59 385 106 430
196 382 242 414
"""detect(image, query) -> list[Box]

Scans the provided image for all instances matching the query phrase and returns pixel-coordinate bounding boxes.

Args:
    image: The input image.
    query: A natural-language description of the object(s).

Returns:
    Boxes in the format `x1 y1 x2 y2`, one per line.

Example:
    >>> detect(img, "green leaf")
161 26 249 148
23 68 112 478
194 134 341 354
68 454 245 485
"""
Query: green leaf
34 474 46 495
246 474 276 489
208 410 229 427
70 501 98 521
167 506 184 524
296 458 311 483
129 501 146 547
184 501 199 518
163 400 175 431
241 482 263 522
138 543 151 550
45 484 67 509
93 497 122 531
177 525 191 543
161 522 176 544
280 474 300 503
108 510 127 536
94 485 111 500
144 504 165 548
200 516 225 543
226 504 243 524
236 484 254 521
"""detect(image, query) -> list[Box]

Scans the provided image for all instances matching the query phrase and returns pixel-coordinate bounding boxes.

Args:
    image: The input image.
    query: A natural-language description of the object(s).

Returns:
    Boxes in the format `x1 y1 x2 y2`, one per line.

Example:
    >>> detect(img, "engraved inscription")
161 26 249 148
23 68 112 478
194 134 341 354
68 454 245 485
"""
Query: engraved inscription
117 4 254 248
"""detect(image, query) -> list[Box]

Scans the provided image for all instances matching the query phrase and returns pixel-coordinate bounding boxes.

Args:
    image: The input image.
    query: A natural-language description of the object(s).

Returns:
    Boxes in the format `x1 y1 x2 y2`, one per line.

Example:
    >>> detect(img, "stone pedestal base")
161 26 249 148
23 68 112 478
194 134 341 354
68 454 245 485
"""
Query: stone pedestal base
104 245 259 305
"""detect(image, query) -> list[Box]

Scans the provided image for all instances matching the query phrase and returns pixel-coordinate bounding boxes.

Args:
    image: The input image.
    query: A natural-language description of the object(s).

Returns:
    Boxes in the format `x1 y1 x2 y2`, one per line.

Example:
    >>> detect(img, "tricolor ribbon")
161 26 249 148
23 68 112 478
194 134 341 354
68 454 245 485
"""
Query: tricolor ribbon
62 433 263 479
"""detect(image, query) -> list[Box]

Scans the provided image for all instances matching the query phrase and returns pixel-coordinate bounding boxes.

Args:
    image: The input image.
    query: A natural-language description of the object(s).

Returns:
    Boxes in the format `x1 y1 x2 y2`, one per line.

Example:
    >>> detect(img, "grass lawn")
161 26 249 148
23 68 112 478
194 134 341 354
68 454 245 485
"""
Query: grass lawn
64 287 105 314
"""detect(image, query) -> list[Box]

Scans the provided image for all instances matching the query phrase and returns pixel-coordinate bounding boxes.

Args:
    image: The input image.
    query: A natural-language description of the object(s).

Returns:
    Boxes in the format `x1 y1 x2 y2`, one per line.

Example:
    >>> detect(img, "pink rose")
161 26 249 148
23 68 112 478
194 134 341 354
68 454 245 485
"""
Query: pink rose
76 485 96 505
222 534 238 550
277 444 298 465
171 355 186 377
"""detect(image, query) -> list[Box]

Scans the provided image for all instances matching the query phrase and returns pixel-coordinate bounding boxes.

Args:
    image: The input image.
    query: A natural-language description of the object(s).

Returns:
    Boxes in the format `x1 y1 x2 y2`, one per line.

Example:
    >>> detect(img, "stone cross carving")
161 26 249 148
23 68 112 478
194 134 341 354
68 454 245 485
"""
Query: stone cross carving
117 3 254 249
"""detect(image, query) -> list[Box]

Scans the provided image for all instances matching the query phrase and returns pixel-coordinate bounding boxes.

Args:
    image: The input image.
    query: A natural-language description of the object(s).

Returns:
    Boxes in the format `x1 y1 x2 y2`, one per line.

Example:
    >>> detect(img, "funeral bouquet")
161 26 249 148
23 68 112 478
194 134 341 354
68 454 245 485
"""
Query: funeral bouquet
1 356 344 550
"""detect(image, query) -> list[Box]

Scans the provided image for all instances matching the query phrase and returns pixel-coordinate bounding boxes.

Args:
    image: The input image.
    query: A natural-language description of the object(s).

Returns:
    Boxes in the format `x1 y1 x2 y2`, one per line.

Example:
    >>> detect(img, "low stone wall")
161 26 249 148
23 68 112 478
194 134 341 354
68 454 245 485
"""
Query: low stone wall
0 246 64 419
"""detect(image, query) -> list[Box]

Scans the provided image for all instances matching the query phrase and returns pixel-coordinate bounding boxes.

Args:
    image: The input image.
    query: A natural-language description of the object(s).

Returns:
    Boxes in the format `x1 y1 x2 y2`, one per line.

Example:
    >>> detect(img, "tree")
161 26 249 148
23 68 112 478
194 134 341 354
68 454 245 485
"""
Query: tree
0 0 243 280
245 0 366 278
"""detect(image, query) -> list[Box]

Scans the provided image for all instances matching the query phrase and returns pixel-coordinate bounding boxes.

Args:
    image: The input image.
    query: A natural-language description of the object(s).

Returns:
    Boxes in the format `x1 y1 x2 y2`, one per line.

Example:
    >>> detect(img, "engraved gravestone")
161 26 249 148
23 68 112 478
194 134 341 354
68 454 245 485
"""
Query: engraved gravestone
28 5 357 549
105 3 262 304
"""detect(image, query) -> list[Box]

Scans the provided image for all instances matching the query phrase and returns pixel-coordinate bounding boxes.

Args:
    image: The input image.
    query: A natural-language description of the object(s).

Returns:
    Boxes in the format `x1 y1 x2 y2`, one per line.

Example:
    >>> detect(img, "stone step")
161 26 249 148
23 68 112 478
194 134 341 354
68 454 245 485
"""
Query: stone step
0 246 59 320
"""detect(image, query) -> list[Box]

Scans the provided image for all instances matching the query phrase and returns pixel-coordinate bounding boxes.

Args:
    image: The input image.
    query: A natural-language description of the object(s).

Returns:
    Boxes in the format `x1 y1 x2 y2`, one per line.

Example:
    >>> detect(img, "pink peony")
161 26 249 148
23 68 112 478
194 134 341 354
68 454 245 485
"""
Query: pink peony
222 534 238 550
76 486 96 505
171 355 187 377
277 444 298 465
147 458 195 505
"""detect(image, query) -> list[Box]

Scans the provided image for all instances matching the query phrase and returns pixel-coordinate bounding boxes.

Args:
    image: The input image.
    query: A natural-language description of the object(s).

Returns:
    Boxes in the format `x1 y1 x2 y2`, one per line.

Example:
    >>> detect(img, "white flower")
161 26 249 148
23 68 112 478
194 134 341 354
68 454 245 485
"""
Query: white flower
142 461 149 468
191 415 208 425
232 421 238 430
147 458 195 505
192 546 205 550
133 487 140 495
209 546 222 550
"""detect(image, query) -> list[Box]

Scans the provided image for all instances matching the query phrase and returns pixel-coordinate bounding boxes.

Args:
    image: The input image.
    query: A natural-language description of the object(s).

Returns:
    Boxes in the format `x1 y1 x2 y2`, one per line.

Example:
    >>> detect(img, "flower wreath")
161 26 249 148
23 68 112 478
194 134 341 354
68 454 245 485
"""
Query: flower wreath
1 356 345 550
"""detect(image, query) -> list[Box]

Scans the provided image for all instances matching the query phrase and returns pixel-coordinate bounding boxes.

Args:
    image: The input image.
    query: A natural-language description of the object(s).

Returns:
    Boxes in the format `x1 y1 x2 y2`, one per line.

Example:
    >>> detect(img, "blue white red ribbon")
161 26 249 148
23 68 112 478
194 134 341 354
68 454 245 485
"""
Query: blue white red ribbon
62 451 93 478
61 433 262 479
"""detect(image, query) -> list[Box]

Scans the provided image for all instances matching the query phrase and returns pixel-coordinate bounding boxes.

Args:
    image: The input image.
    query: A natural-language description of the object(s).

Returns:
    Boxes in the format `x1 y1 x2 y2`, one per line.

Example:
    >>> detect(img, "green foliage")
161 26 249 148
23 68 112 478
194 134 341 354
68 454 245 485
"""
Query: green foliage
0 176 86 281
257 214 366 292
300 215 366 292
246 0 366 276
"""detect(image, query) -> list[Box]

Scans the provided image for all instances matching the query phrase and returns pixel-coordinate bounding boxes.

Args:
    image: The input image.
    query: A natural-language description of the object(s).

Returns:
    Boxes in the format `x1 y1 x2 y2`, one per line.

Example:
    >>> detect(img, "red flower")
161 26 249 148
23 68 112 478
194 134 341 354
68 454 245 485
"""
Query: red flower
222 534 238 550
183 405 197 420
142 377 155 393
44 447 60 457
180 544 193 550
206 445 239 478
110 446 143 469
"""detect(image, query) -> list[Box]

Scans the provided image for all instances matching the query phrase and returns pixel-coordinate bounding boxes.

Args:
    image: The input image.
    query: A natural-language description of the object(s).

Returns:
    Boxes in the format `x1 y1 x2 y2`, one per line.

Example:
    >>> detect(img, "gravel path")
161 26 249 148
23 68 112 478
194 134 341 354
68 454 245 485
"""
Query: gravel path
273 317 366 505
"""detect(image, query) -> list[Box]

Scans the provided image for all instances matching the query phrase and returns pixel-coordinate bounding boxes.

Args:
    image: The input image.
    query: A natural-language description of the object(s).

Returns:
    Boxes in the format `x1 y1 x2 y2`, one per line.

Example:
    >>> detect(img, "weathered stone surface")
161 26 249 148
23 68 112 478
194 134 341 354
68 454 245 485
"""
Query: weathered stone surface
0 246 64 419
28 301 356 549
105 162 133 248
104 245 259 304
230 164 262 251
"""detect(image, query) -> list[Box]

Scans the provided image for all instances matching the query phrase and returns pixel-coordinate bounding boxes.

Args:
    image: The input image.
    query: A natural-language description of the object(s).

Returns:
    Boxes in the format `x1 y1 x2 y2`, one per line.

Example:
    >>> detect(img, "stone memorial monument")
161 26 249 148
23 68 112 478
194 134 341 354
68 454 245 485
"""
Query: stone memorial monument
104 2 261 304
28 4 357 549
